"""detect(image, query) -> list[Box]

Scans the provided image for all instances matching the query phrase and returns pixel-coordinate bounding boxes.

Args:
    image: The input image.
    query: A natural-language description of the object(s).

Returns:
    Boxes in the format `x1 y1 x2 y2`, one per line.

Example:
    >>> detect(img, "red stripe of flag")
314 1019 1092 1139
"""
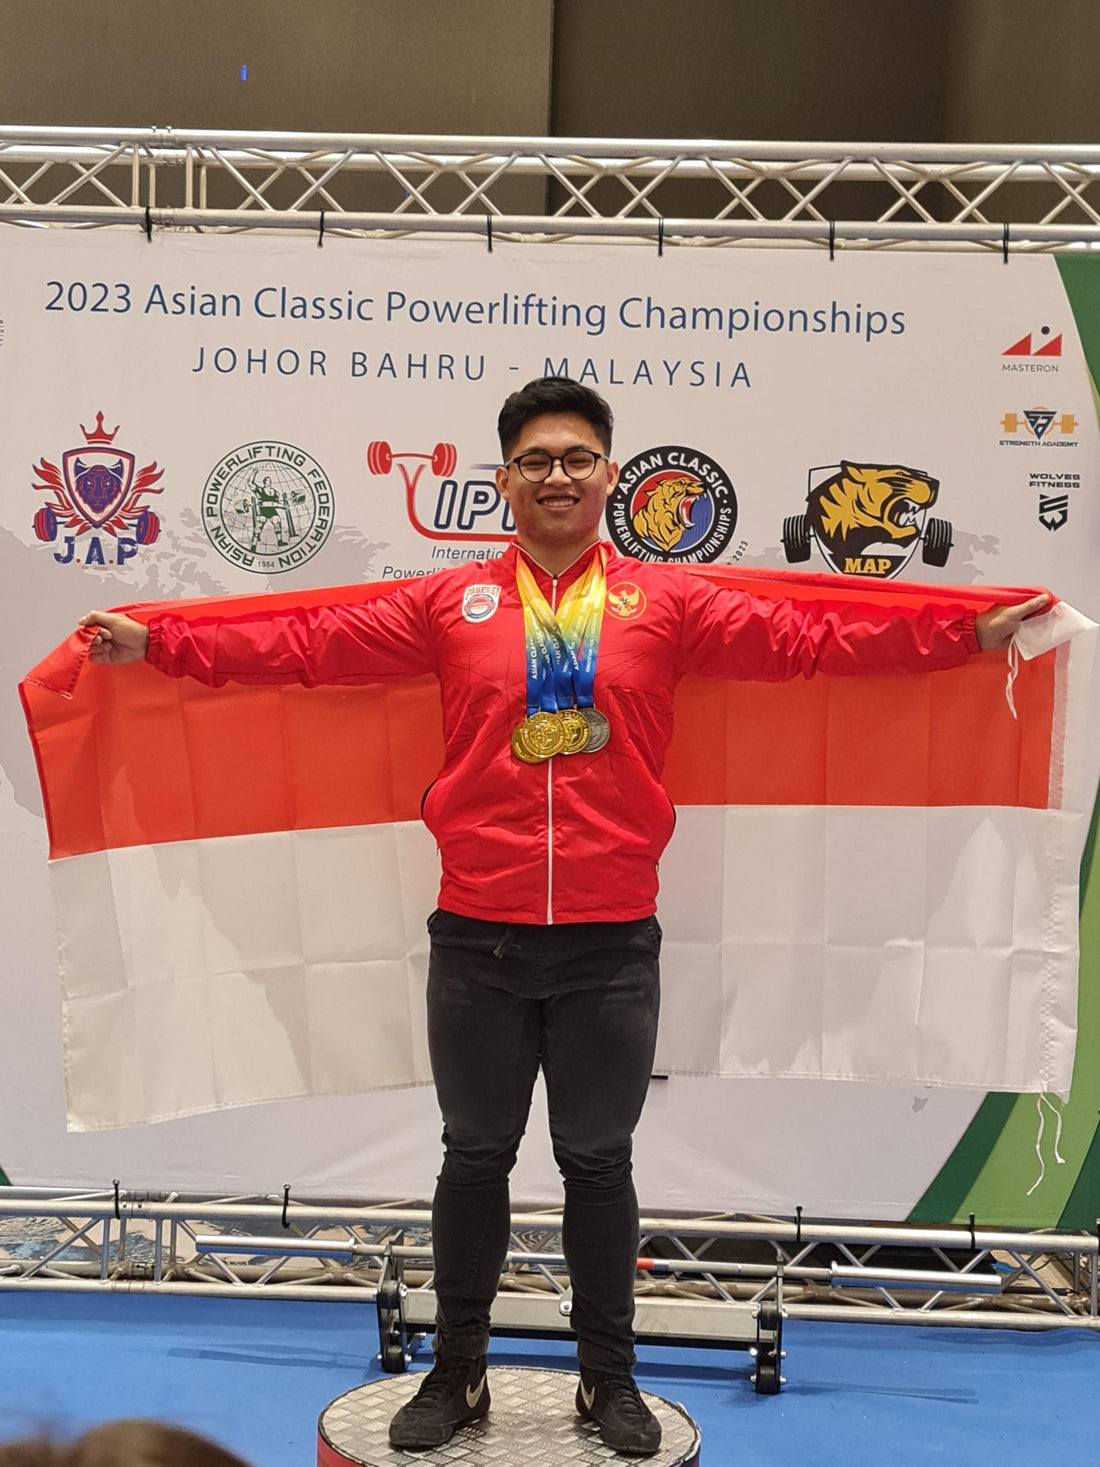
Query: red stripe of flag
20 571 1056 861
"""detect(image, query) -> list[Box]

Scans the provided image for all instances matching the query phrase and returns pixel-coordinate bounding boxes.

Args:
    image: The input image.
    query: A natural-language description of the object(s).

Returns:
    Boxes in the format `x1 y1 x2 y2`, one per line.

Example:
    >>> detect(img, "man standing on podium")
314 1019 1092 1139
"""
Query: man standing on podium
83 378 1045 1456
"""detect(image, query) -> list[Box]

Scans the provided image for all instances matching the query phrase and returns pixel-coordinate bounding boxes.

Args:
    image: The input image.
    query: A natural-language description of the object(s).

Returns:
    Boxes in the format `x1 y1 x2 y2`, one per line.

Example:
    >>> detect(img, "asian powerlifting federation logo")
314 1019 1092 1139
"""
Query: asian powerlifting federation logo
32 412 164 569
606 445 738 563
203 441 334 573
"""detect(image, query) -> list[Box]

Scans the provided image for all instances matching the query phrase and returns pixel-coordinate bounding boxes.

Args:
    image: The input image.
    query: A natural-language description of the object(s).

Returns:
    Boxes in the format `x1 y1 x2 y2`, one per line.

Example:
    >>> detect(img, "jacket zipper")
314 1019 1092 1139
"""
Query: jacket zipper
546 574 558 925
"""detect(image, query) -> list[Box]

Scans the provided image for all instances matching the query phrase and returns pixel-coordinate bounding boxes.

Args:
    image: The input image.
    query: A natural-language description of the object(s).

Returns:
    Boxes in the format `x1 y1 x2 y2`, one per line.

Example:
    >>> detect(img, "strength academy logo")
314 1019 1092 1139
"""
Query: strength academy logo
999 408 1078 447
32 411 164 569
203 442 334 573
606 445 737 563
781 461 952 578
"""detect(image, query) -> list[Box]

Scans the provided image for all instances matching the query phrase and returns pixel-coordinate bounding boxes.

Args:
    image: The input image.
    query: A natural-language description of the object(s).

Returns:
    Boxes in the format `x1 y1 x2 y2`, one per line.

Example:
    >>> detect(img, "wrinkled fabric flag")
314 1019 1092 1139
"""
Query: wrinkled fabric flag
21 568 1096 1130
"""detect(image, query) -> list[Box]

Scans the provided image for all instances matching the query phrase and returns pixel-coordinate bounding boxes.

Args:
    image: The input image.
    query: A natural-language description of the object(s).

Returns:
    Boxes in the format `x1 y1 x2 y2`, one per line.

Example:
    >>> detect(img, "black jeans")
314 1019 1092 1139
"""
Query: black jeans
426 908 661 1373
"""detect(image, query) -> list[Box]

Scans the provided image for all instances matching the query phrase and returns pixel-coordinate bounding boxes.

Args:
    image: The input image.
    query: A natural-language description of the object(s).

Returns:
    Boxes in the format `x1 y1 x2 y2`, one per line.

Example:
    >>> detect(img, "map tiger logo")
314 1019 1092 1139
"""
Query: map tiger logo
606 445 737 563
31 412 164 569
781 461 953 579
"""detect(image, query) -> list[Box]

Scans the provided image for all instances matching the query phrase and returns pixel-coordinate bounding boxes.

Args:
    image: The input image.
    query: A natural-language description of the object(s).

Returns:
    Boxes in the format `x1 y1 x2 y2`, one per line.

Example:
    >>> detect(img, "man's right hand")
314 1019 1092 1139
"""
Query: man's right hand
79 610 150 665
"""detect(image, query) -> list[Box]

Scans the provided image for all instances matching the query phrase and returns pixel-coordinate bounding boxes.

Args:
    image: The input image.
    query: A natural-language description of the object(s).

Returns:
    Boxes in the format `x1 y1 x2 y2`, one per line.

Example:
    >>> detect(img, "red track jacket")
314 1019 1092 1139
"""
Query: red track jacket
146 543 979 924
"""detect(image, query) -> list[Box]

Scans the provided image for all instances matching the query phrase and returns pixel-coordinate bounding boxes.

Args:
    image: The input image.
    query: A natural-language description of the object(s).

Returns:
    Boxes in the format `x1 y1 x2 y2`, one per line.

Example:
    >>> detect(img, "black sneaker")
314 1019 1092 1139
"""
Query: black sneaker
576 1370 662 1456
387 1354 490 1450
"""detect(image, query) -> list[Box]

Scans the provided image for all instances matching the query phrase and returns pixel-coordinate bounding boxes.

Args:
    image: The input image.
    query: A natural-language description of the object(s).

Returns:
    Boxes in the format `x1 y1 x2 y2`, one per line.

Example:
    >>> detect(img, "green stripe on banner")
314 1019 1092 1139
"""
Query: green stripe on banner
908 1094 1017 1222
909 700 1100 1225
1056 256 1100 389
1057 1122 1100 1229
910 255 1100 1225
911 774 1100 1225
0 1167 9 1186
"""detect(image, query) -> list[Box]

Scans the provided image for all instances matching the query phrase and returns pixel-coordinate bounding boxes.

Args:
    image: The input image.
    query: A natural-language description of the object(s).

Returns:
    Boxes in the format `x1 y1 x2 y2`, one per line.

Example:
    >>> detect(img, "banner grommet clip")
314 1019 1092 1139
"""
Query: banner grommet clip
828 220 836 261
1003 222 1010 264
144 206 152 242
282 1183 292 1229
658 217 664 257
318 209 325 248
486 214 493 254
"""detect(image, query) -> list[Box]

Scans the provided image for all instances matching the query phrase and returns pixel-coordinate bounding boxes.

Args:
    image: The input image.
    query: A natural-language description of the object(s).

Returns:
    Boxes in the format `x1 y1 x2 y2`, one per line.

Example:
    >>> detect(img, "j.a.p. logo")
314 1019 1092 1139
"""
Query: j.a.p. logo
32 412 164 569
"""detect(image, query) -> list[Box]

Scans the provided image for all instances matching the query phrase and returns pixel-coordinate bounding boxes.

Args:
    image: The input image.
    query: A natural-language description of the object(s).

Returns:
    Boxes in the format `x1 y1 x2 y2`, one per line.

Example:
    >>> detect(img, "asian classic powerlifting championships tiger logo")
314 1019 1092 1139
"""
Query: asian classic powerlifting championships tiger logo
780 461 953 578
605 445 738 562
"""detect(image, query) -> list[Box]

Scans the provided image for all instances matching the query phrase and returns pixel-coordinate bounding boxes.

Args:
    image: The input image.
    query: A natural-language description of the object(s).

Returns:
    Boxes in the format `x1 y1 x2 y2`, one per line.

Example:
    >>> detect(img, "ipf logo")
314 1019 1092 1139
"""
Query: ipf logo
366 438 515 541
32 412 164 568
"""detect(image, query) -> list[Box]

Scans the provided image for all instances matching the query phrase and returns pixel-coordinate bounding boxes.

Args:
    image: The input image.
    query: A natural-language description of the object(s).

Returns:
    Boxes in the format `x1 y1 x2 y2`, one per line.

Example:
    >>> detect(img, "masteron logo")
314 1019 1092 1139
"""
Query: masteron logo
203 441 334 573
1002 327 1061 373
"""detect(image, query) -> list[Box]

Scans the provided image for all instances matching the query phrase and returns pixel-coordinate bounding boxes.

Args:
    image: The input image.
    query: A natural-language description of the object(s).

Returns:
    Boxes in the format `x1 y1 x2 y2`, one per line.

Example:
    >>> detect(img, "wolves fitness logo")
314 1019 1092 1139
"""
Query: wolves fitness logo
32 412 164 568
782 462 953 578
203 442 334 573
606 445 737 562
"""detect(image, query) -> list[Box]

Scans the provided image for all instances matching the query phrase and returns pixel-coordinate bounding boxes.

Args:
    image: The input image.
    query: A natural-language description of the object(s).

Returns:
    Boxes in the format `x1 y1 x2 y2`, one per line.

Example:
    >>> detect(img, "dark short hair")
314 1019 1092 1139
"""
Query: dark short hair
0 1421 254 1467
497 377 613 458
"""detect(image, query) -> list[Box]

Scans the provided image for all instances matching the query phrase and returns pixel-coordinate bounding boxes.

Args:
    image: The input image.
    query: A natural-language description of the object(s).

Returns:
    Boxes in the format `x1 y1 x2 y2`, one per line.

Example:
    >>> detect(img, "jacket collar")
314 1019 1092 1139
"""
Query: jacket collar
511 539 608 592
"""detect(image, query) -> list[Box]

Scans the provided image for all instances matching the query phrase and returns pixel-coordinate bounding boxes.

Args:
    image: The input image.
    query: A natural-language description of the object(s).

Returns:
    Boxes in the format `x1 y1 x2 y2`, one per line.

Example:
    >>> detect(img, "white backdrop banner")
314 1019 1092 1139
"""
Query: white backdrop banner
2 231 1099 1215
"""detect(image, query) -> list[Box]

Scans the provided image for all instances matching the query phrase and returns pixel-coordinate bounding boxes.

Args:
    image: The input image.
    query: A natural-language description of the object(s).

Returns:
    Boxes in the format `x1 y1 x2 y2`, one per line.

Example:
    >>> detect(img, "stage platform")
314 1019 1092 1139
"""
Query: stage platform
317 1367 701 1465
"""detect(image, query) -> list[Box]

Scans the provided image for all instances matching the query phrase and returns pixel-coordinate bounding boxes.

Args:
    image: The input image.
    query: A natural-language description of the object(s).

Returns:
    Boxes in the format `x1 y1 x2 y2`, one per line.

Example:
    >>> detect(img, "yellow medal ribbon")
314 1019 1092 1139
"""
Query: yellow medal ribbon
513 545 609 760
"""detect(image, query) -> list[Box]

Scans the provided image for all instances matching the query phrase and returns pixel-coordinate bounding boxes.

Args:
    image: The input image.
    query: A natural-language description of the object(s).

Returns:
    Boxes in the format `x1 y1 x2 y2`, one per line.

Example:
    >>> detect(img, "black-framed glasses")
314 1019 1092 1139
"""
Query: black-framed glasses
505 449 607 483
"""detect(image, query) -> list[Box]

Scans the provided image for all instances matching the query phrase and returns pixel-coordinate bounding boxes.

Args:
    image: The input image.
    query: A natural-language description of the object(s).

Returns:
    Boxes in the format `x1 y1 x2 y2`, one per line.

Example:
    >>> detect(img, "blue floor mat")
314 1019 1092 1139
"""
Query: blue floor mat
0 1293 1095 1466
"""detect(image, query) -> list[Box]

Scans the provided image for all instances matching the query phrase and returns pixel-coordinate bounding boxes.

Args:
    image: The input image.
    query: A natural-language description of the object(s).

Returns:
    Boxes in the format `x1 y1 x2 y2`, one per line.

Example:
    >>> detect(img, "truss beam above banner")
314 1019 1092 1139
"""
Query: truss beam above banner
3 129 1100 249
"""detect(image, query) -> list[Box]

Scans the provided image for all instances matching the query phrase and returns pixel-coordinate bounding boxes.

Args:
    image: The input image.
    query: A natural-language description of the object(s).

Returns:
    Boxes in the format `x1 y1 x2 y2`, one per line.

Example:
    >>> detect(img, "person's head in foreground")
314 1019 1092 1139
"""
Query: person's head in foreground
0 1421 252 1467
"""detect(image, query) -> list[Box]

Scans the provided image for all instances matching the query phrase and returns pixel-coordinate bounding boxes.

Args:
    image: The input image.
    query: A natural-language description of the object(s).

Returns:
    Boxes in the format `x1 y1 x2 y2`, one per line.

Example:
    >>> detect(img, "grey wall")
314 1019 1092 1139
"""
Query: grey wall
946 0 1100 142
0 0 1091 144
551 0 952 142
0 0 553 134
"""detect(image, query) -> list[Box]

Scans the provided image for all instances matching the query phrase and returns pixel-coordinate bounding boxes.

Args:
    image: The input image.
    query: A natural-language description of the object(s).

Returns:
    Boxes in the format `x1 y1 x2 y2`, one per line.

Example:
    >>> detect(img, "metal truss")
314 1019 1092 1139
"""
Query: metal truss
0 1188 1096 1344
4 128 1100 251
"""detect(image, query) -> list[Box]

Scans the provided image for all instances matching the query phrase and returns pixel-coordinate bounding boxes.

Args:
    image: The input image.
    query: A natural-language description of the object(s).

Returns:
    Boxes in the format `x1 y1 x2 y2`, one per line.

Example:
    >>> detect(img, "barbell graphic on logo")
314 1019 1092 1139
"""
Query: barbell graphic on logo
1000 410 1077 439
366 440 458 480
366 440 515 541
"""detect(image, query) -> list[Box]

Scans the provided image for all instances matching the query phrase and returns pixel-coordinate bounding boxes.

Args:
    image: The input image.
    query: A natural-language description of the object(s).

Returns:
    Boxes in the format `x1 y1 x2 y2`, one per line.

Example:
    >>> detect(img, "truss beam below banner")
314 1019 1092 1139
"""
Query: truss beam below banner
0 1191 1095 1336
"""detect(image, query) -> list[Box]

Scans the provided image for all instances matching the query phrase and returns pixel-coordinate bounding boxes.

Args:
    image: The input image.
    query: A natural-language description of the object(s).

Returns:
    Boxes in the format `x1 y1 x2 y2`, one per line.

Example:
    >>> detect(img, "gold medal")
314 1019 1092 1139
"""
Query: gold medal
559 708 591 755
511 710 567 763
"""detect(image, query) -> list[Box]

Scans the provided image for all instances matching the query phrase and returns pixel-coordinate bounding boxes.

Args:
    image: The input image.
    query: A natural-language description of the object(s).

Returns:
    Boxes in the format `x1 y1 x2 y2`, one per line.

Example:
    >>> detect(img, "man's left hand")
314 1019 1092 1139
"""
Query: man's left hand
975 593 1052 651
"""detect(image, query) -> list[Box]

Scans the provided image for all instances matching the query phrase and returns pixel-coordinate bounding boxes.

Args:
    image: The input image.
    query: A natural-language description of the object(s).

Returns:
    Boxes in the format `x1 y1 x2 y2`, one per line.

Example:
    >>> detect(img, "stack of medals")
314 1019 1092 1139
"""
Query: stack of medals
511 546 612 764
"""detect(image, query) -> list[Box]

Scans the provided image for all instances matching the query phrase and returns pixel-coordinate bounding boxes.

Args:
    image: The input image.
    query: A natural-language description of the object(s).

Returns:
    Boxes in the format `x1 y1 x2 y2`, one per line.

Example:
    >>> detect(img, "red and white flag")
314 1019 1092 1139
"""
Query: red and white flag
21 570 1096 1130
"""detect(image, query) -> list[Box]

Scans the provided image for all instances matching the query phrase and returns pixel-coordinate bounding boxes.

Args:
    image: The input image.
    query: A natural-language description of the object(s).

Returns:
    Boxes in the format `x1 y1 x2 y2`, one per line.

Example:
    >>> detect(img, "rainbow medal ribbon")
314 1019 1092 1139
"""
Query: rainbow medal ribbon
512 547 610 763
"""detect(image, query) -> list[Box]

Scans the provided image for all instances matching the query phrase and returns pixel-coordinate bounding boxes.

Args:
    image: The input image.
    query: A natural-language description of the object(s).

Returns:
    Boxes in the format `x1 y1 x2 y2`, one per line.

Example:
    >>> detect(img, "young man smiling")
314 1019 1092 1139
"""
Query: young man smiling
82 377 1045 1457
